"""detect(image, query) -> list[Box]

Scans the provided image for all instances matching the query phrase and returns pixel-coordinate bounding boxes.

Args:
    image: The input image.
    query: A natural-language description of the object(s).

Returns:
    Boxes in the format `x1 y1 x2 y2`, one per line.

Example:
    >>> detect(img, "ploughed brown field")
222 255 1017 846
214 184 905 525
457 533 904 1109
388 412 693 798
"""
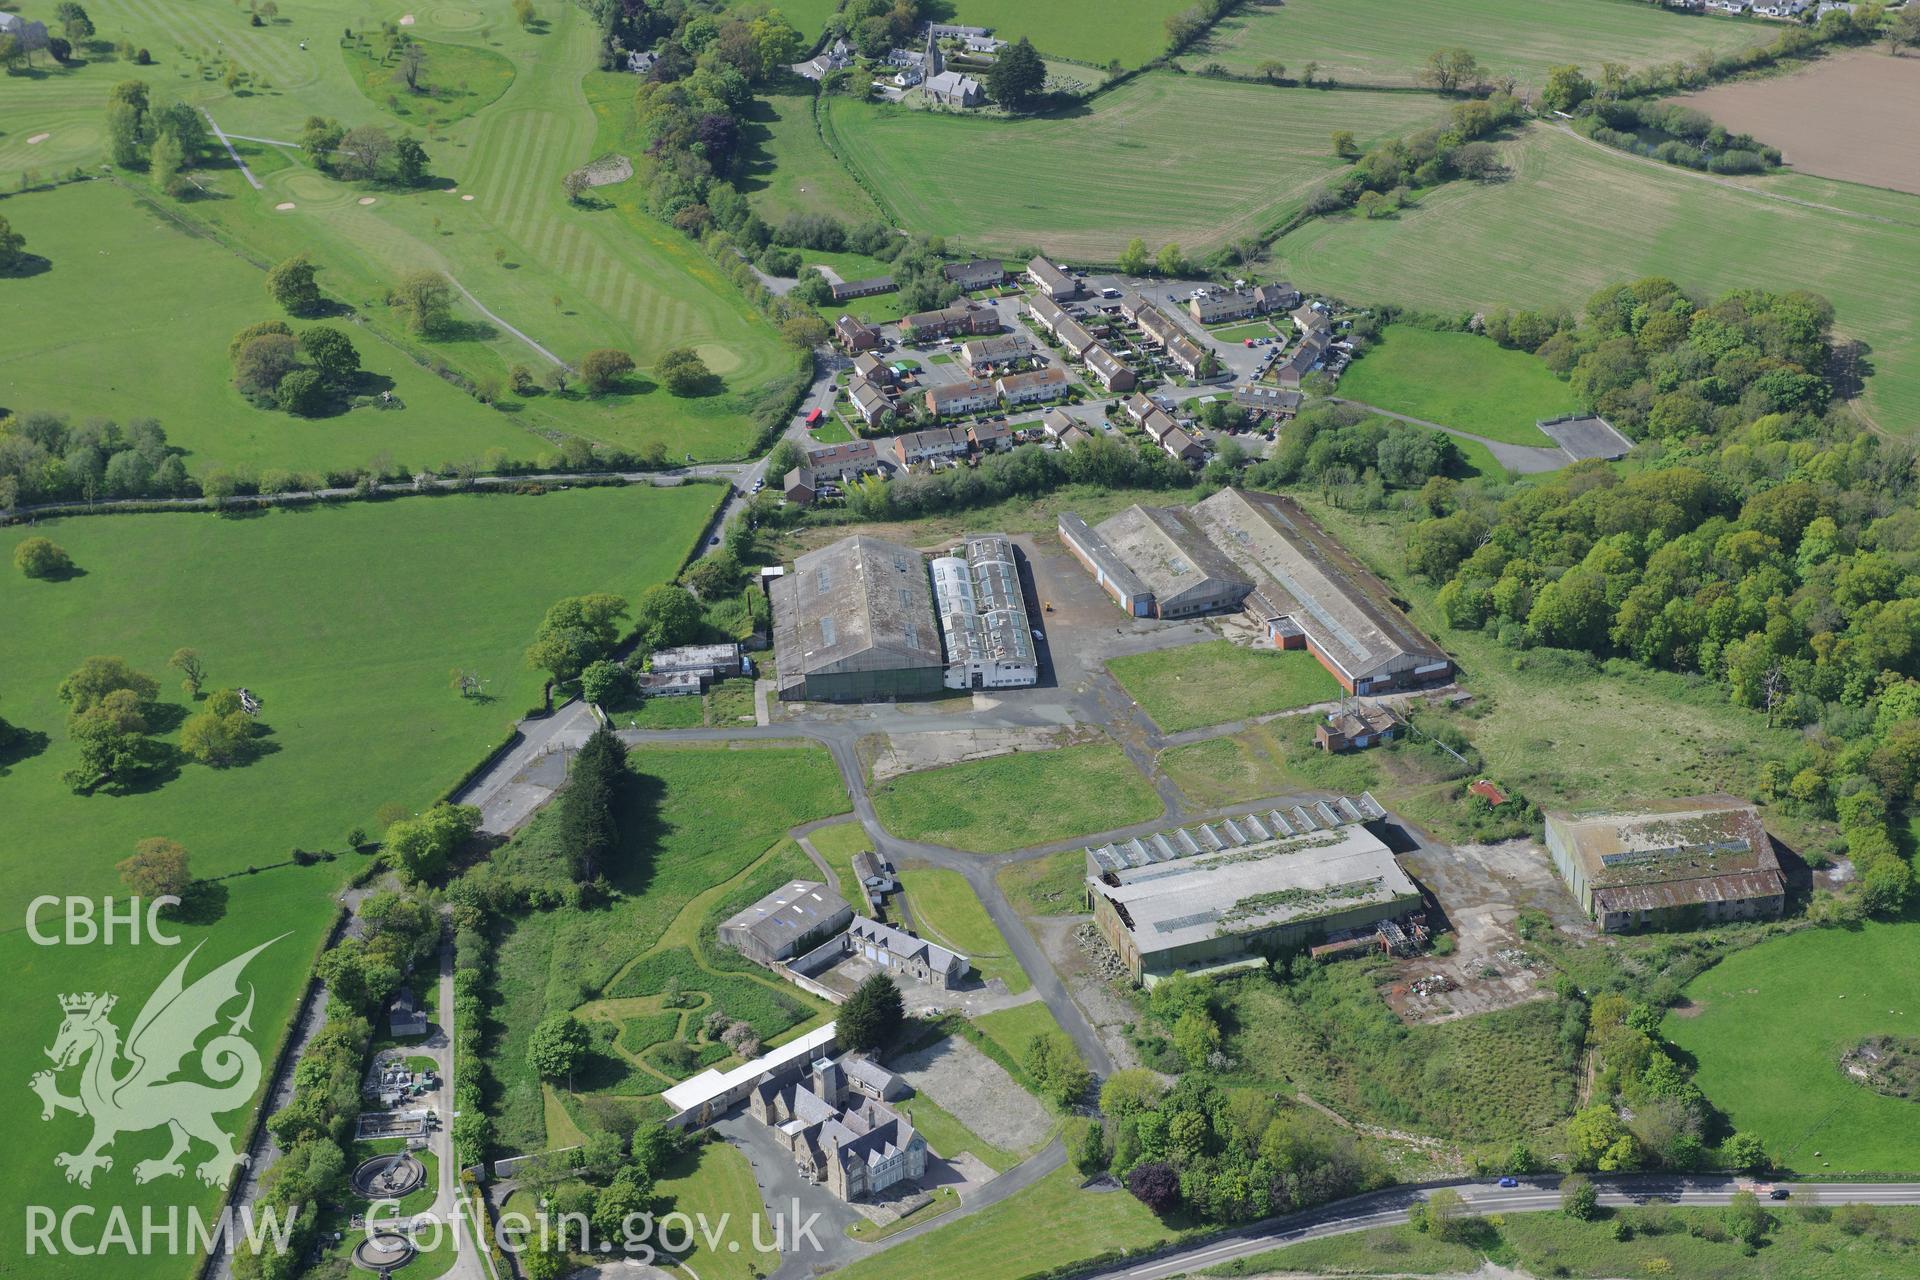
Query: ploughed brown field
1668 51 1920 196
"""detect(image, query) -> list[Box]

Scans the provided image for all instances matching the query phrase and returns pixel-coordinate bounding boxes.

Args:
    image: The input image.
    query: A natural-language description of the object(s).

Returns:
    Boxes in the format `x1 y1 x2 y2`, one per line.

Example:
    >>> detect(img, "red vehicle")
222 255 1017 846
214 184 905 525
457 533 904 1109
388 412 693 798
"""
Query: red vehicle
1244 338 1256 347
804 407 824 428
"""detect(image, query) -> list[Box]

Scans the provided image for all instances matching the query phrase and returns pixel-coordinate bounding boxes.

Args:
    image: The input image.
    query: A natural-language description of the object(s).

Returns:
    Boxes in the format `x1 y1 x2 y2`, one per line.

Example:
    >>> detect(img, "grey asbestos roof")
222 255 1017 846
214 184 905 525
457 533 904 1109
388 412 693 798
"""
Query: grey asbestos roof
1193 488 1448 685
1093 505 1251 613
771 535 945 682
720 880 850 954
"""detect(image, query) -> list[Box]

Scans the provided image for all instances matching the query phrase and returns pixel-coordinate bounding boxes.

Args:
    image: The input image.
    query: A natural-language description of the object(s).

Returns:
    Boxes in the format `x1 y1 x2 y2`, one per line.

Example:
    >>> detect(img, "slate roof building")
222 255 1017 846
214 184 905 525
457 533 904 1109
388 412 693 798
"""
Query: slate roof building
803 439 880 480
943 257 1009 290
1545 795 1785 932
771 536 948 701
1027 255 1080 301
1084 343 1137 391
839 917 969 988
831 275 896 302
996 365 1069 406
835 314 881 353
747 1052 926 1201
717 880 855 965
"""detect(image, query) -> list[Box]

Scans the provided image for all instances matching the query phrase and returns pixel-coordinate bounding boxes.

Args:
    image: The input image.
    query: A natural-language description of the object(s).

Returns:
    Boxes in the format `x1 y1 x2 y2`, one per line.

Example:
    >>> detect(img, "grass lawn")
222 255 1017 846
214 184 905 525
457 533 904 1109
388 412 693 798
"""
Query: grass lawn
847 1186 959 1240
341 34 516 128
1201 0 1772 89
971 1001 1069 1070
1212 1206 1920 1280
997 849 1088 917
805 819 871 896
1662 922 1920 1174
1337 325 1574 446
821 75 1446 258
871 744 1162 852
0 180 544 478
1107 639 1342 733
830 1163 1191 1280
650 1140 775 1280
487 744 847 1150
942 0 1191 66
807 415 856 443
897 868 1030 994
1209 321 1281 343
1276 123 1920 433
738 91 889 227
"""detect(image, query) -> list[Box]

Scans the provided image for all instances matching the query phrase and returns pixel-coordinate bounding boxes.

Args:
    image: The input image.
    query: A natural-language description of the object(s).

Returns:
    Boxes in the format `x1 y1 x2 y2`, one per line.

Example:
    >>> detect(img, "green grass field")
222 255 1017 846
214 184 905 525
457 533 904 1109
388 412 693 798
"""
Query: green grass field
1663 922 1920 1174
996 848 1087 917
342 34 517 128
1200 0 1771 89
0 180 547 478
1 0 796 465
870 744 1162 852
1337 326 1572 446
1 864 340 1280
830 1163 1189 1280
1214 1206 1920 1280
897 868 1030 993
649 1140 774 1280
821 75 1445 258
1275 123 1920 433
487 743 847 1149
1108 639 1342 733
805 818 871 895
940 0 1191 67
0 484 718 904
738 90 887 227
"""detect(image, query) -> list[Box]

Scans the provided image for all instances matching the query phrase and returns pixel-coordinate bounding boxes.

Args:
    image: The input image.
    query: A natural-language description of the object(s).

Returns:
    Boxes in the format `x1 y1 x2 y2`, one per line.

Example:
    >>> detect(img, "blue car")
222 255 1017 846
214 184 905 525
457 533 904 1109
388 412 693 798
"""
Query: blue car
1497 1176 1520 1189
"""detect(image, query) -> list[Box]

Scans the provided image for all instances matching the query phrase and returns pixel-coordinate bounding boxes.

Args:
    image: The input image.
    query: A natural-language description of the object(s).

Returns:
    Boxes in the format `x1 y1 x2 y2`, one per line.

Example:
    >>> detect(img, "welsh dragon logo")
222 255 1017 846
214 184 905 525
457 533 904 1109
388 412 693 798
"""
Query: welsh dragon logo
31 935 284 1189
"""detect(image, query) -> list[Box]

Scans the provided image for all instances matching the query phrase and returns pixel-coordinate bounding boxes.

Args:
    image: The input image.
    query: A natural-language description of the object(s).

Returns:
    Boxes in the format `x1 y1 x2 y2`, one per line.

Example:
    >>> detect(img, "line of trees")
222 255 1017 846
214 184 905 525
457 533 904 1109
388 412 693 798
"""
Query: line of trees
105 80 208 197
1303 92 1523 223
0 410 192 507
1573 99 1780 175
299 114 431 185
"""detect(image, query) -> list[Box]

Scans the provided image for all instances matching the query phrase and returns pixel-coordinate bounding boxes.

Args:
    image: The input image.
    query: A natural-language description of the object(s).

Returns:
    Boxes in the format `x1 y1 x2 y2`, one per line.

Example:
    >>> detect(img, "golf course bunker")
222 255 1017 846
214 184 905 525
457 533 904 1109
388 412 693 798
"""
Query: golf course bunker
358 196 378 206
399 13 416 24
351 1151 427 1200
461 193 474 201
27 133 51 145
352 1232 418 1272
275 202 296 211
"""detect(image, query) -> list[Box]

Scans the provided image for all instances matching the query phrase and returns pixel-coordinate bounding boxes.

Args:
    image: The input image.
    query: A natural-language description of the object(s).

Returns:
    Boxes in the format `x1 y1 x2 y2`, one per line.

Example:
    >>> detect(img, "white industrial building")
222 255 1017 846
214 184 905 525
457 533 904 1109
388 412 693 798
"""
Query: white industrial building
931 534 1040 691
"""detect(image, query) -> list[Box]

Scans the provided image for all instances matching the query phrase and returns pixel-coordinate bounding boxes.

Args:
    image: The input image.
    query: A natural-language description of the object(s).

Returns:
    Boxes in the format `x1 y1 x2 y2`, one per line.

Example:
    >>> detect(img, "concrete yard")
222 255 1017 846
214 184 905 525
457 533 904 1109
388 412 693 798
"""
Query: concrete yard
892 1034 1052 1155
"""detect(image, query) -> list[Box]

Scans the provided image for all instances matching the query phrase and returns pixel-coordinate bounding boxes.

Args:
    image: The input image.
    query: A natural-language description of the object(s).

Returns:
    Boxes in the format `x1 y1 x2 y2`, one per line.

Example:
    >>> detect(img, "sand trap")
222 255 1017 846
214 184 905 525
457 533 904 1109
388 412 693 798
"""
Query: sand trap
27 133 51 145
460 194 474 201
358 197 377 205
399 13 415 24
275 201 296 211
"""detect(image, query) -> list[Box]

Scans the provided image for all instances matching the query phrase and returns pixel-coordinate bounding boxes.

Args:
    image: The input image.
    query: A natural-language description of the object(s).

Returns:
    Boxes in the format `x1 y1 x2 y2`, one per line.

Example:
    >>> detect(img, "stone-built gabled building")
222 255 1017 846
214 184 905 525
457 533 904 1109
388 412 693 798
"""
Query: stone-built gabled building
749 1055 927 1202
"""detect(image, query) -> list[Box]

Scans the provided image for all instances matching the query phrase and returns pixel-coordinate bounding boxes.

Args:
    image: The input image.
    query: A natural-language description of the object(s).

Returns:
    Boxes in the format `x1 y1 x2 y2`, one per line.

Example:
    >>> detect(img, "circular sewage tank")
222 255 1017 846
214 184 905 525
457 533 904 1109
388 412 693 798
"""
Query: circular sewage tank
350 1152 427 1201
351 1232 418 1272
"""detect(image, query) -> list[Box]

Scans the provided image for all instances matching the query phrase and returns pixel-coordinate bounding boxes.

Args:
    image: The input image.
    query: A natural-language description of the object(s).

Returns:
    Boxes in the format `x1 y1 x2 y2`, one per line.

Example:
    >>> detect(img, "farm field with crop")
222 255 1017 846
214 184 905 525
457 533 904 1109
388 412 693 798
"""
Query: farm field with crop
1200 0 1771 90
822 75 1446 259
1275 124 1920 432
1668 50 1920 197
1336 326 1574 446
